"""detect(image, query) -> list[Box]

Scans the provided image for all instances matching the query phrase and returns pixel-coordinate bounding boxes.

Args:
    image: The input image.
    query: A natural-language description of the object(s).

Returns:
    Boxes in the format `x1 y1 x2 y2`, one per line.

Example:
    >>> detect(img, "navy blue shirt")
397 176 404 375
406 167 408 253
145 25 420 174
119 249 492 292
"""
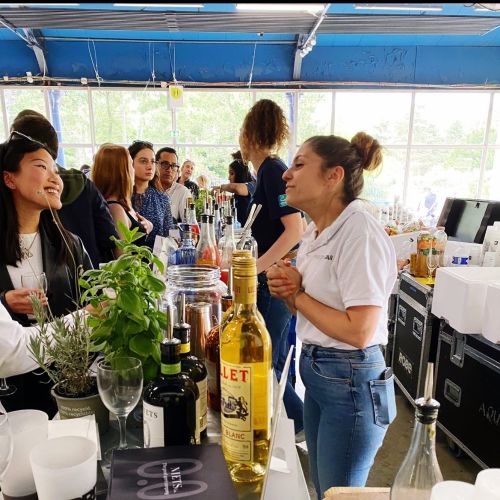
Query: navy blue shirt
132 186 175 249
235 180 256 227
249 156 299 257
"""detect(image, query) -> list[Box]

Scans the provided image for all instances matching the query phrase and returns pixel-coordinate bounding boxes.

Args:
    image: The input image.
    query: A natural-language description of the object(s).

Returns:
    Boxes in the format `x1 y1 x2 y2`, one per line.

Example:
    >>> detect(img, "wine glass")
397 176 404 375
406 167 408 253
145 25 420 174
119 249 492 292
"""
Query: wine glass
427 239 440 284
97 357 143 463
0 404 14 481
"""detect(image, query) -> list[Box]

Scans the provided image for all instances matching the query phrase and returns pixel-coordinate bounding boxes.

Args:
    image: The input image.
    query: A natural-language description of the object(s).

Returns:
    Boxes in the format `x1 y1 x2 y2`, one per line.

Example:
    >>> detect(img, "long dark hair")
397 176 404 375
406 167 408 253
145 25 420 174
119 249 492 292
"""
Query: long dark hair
0 136 74 267
229 151 253 183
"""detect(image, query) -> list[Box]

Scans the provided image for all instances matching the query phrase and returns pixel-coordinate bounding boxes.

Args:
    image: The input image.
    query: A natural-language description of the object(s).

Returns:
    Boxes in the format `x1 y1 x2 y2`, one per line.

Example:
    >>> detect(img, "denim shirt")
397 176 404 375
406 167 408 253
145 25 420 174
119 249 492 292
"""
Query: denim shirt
132 186 175 249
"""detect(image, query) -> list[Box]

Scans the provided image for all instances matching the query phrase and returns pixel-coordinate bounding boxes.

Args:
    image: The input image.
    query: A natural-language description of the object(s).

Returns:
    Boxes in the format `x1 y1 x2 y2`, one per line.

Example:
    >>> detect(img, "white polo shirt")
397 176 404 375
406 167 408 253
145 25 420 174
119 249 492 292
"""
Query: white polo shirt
296 199 397 350
167 182 191 222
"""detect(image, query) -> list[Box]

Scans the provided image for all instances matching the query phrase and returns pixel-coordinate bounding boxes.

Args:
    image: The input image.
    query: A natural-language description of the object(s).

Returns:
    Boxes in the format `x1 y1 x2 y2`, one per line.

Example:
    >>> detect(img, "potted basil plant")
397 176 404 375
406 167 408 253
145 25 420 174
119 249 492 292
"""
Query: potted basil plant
79 222 167 382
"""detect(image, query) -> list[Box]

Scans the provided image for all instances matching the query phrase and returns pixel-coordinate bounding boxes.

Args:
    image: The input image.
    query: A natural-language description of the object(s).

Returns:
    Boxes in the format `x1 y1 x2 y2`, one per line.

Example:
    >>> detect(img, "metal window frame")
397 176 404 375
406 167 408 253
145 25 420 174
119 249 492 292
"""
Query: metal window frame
0 85 499 206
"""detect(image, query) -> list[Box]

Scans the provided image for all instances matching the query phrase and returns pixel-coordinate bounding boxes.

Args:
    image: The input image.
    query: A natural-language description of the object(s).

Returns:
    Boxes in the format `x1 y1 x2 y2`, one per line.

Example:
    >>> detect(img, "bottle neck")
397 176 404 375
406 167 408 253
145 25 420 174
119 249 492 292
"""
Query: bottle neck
224 223 234 243
233 273 257 314
180 340 191 357
161 360 181 375
406 416 438 458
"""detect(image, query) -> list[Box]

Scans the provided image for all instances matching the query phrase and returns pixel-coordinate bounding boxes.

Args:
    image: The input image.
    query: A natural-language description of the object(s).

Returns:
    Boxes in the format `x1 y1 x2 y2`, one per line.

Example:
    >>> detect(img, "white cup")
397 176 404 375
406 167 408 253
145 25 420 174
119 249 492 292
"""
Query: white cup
430 480 475 499
474 469 500 500
30 436 97 500
1 410 48 499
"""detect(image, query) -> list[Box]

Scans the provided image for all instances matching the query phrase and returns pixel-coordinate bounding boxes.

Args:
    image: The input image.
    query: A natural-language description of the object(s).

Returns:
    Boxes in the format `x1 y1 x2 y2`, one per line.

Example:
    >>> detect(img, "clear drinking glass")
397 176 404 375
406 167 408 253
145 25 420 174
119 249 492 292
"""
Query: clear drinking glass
0 404 14 480
97 357 143 462
426 240 440 284
21 271 48 294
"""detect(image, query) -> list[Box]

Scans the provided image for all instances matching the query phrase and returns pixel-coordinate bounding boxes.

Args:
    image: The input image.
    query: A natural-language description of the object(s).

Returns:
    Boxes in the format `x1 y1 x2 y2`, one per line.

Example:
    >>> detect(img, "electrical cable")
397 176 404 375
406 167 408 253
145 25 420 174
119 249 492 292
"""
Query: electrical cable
87 39 102 87
169 42 177 83
248 43 257 88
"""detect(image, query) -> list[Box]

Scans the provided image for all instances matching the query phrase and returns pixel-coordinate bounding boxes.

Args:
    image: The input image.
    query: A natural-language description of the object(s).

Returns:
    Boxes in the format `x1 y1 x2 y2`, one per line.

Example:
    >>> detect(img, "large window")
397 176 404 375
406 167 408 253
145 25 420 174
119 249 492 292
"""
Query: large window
1 87 499 215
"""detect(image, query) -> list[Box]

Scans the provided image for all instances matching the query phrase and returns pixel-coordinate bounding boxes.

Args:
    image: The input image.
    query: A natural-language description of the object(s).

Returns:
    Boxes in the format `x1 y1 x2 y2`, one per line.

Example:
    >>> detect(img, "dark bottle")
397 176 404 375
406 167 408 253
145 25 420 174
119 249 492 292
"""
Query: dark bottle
205 269 233 412
143 332 200 447
173 294 208 441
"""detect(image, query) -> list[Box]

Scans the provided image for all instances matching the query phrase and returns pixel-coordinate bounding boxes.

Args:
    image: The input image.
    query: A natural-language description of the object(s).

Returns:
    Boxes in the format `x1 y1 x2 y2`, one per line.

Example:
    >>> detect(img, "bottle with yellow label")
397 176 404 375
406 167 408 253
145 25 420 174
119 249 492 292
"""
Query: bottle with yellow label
220 250 272 484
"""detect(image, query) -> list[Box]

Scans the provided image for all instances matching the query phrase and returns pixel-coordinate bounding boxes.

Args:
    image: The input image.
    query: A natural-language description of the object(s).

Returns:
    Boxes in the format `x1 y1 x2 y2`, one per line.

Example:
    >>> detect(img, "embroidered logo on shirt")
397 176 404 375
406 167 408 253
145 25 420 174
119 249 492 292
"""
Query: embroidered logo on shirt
278 194 288 207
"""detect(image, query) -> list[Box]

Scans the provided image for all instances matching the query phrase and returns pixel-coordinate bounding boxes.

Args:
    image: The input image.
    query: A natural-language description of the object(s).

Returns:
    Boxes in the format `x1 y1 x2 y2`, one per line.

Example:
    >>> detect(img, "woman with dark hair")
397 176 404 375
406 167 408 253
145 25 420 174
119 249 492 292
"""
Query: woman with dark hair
267 133 397 496
215 151 256 227
92 143 152 248
0 129 92 414
238 99 305 437
128 140 175 249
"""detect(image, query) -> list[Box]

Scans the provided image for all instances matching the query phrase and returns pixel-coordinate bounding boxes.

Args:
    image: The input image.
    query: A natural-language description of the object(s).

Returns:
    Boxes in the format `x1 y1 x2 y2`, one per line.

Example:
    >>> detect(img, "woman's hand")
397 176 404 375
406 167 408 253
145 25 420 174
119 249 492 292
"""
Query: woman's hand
267 260 302 299
137 213 153 235
4 289 48 315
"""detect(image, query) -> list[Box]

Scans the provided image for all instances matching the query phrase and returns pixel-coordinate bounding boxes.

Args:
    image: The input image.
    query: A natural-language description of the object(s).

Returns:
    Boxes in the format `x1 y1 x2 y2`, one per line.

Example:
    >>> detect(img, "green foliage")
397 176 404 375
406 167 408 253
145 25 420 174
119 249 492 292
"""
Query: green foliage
28 296 95 398
79 222 167 382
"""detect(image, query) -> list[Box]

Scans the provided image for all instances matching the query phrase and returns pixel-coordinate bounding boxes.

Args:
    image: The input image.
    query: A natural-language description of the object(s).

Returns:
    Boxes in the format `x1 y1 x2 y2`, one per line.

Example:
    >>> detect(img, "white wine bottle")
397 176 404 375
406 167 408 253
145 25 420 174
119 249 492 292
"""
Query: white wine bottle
220 250 272 484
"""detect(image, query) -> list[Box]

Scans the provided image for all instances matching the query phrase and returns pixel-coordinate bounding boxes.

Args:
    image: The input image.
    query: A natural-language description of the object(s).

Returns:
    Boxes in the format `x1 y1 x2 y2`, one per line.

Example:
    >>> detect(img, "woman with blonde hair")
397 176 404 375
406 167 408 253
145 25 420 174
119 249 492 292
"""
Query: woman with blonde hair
92 144 152 246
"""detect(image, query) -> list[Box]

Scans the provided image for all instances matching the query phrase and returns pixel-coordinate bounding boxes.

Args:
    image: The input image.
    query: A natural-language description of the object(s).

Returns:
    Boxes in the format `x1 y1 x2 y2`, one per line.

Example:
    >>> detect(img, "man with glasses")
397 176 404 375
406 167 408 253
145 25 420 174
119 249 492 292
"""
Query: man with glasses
156 147 191 223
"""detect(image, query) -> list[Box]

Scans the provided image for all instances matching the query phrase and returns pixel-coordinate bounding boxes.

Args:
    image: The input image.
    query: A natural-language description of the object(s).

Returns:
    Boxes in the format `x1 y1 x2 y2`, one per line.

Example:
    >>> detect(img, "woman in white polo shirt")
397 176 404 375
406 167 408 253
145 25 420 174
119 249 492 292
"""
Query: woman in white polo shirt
267 132 397 497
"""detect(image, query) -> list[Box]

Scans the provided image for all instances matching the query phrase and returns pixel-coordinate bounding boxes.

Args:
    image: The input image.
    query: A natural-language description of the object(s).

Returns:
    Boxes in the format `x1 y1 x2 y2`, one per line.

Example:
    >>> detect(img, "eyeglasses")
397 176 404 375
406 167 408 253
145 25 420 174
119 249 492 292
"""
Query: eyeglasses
159 161 179 171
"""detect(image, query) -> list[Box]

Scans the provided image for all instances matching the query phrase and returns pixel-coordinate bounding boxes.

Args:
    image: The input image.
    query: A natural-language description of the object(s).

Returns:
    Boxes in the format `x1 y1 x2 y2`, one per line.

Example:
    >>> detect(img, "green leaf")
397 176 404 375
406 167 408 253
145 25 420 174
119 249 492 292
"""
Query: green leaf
143 356 160 382
142 275 166 293
122 319 145 336
117 289 142 315
151 343 161 364
129 334 154 357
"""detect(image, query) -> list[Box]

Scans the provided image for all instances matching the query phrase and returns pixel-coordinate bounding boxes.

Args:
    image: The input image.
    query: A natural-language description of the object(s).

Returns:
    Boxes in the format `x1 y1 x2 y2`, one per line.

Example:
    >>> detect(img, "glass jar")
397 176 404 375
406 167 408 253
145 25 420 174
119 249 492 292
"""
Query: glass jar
219 228 258 259
165 265 227 324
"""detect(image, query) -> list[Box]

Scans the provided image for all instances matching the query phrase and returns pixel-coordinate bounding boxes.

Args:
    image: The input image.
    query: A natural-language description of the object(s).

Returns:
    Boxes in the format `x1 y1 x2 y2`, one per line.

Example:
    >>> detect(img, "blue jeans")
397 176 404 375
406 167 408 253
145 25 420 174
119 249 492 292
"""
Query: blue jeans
257 273 304 434
300 344 396 498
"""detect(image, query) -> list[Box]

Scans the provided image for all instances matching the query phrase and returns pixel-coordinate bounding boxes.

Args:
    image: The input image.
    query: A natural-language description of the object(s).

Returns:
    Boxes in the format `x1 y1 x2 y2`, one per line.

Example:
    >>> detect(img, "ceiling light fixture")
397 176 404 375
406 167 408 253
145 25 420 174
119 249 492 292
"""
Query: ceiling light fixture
7 3 80 5
354 3 443 11
113 3 204 7
236 4 325 13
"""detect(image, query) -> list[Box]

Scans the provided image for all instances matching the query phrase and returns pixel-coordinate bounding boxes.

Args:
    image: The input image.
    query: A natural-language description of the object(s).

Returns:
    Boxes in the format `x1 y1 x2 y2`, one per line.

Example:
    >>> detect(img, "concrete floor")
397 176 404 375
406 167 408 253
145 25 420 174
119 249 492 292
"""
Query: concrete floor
295 392 482 499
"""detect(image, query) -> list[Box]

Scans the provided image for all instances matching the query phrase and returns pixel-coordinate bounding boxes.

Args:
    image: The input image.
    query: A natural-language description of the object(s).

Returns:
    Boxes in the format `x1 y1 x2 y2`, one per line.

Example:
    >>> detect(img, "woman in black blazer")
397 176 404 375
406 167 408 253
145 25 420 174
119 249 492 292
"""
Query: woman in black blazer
0 129 92 415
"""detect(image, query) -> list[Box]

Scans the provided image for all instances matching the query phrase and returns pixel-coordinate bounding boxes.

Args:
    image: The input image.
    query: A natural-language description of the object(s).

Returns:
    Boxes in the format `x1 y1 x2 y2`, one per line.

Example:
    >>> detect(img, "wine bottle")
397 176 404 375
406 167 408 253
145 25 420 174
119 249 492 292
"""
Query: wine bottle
143 306 200 447
206 268 233 412
220 251 272 483
391 364 443 499
174 294 208 440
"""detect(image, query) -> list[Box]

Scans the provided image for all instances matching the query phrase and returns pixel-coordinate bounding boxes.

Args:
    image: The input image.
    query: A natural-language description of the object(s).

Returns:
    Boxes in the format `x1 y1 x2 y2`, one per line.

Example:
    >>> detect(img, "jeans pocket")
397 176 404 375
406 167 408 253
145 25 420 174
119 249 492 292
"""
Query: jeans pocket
310 358 351 383
369 375 397 427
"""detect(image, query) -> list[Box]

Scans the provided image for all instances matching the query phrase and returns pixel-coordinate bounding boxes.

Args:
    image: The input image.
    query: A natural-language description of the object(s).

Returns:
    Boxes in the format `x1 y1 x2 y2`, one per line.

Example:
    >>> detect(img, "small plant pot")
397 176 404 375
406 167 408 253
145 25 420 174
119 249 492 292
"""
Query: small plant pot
51 384 110 434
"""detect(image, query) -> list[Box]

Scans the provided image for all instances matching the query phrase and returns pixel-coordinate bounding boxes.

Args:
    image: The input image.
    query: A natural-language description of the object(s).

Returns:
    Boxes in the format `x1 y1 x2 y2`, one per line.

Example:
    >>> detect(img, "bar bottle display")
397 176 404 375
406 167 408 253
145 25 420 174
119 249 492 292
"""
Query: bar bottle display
206 268 233 412
220 251 272 483
173 294 208 440
143 310 200 447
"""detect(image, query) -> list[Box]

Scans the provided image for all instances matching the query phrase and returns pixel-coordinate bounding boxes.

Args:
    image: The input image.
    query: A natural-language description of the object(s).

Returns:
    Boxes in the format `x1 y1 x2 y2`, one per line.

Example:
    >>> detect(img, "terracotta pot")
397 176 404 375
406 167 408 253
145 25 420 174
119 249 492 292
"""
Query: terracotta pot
51 384 109 434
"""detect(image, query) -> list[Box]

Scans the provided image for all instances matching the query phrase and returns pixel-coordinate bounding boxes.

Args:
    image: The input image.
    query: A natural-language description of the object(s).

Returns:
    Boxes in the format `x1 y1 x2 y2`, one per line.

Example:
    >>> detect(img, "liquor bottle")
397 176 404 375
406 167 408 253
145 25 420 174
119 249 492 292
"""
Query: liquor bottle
391 364 443 500
220 251 272 483
173 294 208 440
186 202 200 244
143 313 200 447
214 203 222 242
219 215 236 285
205 268 233 412
196 214 218 266
208 214 222 267
175 230 197 265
